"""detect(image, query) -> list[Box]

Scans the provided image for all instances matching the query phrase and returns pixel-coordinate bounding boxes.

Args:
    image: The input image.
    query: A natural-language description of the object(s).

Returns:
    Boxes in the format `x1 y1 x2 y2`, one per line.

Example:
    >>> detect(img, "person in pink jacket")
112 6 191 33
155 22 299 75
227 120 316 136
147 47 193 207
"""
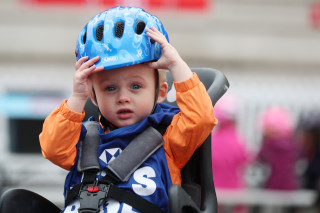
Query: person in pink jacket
211 94 249 189
257 106 299 190
211 94 250 213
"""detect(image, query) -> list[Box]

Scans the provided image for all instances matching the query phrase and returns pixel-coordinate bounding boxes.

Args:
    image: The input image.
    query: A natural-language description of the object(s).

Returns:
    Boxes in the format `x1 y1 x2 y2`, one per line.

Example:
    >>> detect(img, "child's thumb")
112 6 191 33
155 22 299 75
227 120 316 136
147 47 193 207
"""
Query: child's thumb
146 61 158 69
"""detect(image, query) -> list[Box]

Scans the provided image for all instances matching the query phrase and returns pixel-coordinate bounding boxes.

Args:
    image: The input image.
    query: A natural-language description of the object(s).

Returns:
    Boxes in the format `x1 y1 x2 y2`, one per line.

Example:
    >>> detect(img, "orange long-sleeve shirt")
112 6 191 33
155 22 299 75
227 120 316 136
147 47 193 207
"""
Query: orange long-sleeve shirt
39 73 217 185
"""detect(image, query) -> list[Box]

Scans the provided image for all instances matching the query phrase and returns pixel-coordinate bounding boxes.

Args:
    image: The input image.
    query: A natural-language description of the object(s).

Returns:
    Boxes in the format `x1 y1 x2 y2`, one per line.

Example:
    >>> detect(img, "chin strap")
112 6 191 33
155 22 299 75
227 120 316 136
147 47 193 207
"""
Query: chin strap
151 69 160 114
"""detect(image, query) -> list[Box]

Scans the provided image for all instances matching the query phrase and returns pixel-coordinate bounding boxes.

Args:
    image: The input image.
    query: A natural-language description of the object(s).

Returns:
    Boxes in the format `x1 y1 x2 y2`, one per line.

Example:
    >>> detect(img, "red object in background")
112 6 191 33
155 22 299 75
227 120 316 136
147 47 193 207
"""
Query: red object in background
33 0 86 5
177 0 208 10
310 2 320 29
148 0 165 8
23 0 210 11
99 0 118 6
148 0 208 10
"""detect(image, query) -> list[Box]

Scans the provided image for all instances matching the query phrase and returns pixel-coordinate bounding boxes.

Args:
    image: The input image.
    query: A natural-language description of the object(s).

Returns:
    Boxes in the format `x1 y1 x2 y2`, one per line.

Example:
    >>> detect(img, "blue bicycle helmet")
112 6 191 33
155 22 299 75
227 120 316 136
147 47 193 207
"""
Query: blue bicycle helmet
75 6 169 70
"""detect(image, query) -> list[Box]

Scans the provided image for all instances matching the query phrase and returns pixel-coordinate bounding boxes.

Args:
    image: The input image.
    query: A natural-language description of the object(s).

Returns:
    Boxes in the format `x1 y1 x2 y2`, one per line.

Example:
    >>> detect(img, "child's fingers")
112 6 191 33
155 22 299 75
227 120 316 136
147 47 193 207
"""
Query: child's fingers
146 27 167 44
75 56 89 70
91 66 105 74
81 65 104 79
147 60 166 70
146 61 157 69
75 56 100 72
148 26 160 34
80 65 97 80
80 56 100 70
146 28 161 40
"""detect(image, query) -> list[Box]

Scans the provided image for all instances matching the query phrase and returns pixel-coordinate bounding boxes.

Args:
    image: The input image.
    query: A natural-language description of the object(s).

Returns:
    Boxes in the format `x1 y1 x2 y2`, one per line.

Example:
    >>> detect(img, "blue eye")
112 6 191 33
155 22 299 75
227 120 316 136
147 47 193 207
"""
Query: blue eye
106 86 116 91
131 84 141 90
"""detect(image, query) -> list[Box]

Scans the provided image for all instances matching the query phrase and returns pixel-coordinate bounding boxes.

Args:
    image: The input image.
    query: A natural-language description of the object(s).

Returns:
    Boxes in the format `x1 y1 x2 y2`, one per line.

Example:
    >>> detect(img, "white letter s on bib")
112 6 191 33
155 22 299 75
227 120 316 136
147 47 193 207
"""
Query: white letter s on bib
132 166 156 196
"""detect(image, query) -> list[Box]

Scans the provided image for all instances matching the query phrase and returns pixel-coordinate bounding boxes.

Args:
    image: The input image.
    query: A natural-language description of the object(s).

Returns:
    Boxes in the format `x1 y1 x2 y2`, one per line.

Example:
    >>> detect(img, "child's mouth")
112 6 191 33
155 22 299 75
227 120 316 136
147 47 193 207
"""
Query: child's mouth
117 109 133 119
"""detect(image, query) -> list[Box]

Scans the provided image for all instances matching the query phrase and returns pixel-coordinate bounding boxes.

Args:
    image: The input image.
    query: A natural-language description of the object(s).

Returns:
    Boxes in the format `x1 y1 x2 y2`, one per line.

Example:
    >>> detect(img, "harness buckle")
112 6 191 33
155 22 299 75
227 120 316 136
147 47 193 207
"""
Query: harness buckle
78 182 110 213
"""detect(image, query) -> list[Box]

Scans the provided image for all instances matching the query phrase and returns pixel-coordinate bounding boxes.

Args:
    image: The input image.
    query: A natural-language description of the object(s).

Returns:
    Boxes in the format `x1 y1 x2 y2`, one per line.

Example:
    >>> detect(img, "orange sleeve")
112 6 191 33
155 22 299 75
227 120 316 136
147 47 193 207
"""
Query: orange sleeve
163 73 218 185
39 99 85 170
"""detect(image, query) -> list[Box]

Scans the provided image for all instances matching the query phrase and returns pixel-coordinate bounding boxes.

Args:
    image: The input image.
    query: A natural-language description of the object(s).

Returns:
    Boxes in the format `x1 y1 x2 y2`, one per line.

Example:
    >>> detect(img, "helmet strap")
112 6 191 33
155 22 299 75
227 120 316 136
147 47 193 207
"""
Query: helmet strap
151 69 160 114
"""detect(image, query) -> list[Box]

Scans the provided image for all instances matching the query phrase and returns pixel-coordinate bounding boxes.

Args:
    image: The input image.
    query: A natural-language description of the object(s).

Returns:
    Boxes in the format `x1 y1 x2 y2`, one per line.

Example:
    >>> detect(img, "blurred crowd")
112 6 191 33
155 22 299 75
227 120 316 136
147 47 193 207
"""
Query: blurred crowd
211 93 320 213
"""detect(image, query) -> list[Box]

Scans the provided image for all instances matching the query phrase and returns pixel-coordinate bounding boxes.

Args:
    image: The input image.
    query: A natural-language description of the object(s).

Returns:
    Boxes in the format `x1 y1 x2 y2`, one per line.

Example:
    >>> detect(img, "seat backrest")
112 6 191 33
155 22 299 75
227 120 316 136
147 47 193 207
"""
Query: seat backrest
0 189 61 213
83 67 230 212
165 68 229 108
164 68 229 213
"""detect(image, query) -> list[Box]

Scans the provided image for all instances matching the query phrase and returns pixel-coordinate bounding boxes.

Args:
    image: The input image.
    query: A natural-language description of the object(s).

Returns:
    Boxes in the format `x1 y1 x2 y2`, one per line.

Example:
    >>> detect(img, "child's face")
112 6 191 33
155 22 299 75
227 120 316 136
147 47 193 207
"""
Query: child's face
91 64 157 128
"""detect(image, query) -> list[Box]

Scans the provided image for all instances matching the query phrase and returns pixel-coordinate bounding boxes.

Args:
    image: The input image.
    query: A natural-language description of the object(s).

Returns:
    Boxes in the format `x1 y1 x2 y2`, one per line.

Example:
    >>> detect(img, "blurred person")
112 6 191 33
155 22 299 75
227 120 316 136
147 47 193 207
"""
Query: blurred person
253 106 300 213
211 94 250 213
295 110 320 211
296 110 320 190
256 106 299 190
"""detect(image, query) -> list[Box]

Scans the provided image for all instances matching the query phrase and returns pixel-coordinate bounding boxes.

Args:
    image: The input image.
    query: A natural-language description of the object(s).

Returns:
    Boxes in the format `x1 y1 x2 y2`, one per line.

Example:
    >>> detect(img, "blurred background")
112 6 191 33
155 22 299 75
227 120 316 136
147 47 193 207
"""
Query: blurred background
0 0 320 212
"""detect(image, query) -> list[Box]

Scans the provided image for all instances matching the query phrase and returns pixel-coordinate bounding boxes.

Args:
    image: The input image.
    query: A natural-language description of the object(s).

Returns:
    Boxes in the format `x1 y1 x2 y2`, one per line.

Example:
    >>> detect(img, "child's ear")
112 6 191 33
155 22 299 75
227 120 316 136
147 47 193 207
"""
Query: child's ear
157 82 168 103
90 92 98 107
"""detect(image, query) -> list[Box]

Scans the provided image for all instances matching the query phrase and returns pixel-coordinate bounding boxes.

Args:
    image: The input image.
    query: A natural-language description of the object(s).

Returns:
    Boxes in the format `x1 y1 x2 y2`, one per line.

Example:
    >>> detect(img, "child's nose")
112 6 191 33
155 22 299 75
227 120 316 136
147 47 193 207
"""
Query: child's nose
117 89 130 103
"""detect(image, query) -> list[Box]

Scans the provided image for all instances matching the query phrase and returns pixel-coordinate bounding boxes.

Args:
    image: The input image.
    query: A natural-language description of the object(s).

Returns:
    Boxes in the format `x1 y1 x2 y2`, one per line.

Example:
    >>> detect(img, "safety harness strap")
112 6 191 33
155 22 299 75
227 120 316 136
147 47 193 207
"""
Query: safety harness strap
65 170 98 207
107 126 164 182
65 122 168 213
108 184 165 213
78 122 100 172
66 182 165 213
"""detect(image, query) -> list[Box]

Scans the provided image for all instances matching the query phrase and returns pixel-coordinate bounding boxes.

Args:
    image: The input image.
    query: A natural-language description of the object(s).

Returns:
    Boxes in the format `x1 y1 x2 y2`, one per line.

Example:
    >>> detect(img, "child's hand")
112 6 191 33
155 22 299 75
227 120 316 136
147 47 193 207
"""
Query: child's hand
145 27 180 70
146 27 192 82
67 56 104 113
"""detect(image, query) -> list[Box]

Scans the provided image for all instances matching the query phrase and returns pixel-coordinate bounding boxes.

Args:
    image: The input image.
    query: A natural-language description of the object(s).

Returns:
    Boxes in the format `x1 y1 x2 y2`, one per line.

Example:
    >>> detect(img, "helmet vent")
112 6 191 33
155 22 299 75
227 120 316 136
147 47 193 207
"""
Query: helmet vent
115 21 125 38
135 20 146 35
83 31 87 44
96 25 104 41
